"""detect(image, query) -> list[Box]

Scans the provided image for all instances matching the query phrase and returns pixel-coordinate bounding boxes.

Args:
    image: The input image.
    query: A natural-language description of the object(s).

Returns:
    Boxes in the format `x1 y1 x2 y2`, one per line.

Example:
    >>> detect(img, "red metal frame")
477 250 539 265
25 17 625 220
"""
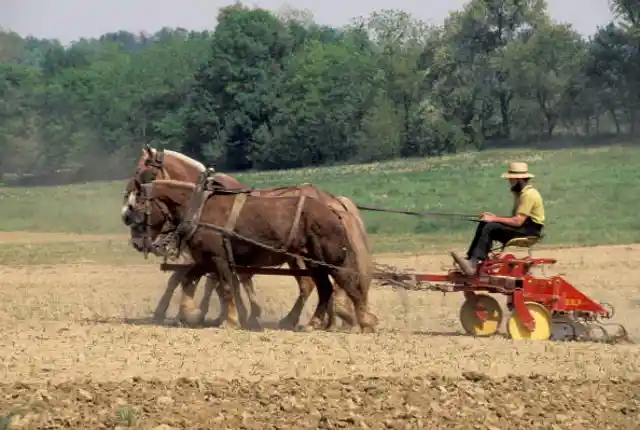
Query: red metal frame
414 251 611 332
160 249 611 335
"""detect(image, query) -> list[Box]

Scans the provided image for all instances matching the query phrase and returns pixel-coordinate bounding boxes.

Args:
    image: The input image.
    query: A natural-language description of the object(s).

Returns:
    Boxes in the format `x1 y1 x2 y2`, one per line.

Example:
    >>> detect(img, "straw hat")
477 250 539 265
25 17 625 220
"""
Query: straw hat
501 161 535 179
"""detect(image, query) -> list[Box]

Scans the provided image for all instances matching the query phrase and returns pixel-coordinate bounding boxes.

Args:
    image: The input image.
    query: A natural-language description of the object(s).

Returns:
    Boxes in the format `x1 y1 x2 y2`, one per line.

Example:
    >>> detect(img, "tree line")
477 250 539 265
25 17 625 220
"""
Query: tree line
0 0 638 183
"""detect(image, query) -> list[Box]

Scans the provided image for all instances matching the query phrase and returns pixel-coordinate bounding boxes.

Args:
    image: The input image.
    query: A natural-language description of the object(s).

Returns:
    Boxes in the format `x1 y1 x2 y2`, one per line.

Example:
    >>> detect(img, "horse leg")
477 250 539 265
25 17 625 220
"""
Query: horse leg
238 273 263 331
331 268 377 333
199 275 217 325
153 267 190 323
298 266 333 332
278 257 315 330
178 265 208 327
203 271 248 329
331 287 357 329
325 292 337 331
212 260 242 330
234 275 250 327
203 277 229 328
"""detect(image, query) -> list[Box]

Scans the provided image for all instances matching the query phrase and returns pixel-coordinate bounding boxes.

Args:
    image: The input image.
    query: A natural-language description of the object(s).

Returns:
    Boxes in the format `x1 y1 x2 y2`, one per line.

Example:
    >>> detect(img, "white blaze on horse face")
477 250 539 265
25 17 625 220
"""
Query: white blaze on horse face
121 192 137 218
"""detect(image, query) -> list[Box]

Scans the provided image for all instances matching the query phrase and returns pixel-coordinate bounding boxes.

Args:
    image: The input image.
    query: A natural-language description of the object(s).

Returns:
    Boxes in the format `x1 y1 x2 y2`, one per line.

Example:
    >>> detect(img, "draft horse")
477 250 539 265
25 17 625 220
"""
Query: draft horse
122 178 378 332
122 145 373 330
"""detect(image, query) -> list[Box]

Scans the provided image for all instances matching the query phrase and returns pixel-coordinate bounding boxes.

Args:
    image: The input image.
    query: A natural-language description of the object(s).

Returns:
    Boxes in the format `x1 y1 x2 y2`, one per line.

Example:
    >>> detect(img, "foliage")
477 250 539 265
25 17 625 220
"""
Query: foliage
1 144 639 256
0 1 638 181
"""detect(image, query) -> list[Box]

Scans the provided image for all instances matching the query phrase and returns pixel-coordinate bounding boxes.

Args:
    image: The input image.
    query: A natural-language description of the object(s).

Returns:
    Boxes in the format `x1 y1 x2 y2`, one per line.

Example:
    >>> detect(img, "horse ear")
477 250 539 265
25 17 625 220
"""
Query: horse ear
143 143 153 157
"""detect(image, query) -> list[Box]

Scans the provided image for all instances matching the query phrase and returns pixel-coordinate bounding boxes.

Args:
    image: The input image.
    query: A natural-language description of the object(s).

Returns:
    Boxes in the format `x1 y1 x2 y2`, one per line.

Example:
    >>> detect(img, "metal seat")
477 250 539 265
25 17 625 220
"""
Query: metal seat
504 236 543 249
498 235 544 256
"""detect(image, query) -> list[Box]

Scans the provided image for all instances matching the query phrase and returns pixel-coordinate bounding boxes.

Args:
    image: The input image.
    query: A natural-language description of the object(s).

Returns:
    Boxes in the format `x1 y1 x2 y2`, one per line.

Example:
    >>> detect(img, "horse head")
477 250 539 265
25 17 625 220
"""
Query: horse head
122 179 195 255
122 145 204 220
122 145 250 255
121 165 160 223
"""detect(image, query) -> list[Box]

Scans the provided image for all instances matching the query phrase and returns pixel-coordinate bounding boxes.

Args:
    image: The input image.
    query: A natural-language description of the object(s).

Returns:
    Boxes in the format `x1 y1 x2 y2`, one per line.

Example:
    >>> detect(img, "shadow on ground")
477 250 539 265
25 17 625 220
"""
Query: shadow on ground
79 316 312 332
79 316 484 338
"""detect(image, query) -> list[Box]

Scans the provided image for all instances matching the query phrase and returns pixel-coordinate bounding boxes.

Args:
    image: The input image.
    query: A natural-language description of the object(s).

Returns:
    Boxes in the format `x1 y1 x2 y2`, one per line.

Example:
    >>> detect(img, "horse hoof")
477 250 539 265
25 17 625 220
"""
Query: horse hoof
209 318 223 328
277 318 296 331
361 325 376 334
219 320 242 330
295 324 315 333
247 318 263 332
179 310 203 328
363 312 379 328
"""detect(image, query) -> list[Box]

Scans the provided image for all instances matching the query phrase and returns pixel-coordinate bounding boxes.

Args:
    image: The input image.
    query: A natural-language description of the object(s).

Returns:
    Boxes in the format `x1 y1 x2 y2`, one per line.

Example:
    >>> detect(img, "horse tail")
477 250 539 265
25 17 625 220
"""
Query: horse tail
333 196 378 328
335 196 371 252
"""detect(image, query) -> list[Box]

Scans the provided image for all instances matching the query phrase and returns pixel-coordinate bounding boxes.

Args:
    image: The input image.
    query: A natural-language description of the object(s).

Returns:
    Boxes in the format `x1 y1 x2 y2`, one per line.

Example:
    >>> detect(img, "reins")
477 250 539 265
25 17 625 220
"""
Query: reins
354 204 480 222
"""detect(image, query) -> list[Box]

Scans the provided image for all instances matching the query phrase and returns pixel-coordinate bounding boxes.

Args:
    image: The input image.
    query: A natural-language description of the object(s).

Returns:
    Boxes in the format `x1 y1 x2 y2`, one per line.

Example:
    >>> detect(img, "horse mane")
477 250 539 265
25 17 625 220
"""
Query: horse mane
212 172 247 188
164 149 206 172
142 145 206 173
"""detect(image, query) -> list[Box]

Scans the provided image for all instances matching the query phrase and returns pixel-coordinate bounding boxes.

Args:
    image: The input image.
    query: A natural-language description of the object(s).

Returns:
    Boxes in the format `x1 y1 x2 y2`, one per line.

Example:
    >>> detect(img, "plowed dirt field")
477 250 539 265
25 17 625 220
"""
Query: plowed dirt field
1 236 639 429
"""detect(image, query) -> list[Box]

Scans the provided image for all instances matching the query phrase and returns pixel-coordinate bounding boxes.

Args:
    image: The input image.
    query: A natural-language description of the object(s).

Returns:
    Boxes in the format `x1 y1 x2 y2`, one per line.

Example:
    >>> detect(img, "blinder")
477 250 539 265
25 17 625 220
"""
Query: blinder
134 182 180 259
140 183 154 259
141 182 153 199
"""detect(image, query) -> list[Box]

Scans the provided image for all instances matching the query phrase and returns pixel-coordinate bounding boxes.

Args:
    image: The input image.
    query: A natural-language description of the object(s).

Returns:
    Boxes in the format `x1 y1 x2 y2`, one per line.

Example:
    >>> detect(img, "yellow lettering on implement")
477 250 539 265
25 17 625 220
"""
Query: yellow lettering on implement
565 298 582 306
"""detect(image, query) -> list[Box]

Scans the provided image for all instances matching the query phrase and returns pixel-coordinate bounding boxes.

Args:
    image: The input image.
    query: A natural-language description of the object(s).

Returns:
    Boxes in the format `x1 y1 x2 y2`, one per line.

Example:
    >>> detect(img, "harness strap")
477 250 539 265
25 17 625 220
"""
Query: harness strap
284 195 306 251
220 194 247 270
156 150 171 179
224 194 248 231
144 149 171 180
193 190 211 223
178 181 212 242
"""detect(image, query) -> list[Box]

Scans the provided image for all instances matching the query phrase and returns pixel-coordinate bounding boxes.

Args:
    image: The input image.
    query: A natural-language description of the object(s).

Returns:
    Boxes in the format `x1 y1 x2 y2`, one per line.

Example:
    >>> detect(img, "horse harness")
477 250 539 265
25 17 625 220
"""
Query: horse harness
140 171 309 272
135 152 349 272
143 148 171 180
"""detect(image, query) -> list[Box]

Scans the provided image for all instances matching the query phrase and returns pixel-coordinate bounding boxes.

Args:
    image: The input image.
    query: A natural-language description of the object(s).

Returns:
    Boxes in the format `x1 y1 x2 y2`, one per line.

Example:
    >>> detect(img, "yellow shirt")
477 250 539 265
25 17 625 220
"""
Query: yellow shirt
512 184 545 225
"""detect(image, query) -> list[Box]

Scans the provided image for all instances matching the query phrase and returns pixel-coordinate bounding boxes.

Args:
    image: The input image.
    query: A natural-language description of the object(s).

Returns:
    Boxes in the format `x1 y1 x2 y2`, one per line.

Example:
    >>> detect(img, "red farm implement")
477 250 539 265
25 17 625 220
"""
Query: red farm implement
374 235 630 343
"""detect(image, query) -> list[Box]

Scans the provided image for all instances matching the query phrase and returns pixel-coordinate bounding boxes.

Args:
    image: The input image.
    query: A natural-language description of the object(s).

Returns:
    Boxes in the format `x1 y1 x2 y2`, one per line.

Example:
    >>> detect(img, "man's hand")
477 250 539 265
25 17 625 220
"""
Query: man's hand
480 212 496 222
479 212 526 227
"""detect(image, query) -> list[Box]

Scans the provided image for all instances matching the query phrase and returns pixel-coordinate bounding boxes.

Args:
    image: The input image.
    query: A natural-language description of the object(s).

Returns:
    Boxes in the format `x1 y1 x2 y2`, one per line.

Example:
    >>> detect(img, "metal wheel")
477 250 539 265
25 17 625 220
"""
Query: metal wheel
584 322 610 343
550 314 585 341
459 294 503 337
507 302 551 341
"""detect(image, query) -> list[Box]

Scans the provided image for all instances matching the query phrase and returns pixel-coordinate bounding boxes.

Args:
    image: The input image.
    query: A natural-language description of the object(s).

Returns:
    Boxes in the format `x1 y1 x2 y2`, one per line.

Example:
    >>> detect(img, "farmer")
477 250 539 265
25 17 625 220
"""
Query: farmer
451 161 545 276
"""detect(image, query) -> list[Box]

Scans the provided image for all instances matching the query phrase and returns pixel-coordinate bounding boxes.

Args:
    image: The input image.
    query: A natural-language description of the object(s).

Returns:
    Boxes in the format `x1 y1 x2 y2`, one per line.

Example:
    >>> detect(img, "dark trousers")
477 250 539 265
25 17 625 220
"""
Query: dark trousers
467 220 543 261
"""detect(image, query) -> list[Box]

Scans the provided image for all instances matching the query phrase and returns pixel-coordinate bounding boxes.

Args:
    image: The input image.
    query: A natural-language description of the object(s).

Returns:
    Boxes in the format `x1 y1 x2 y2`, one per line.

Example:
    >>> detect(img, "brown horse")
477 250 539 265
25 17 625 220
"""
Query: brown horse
122 145 373 330
122 178 378 332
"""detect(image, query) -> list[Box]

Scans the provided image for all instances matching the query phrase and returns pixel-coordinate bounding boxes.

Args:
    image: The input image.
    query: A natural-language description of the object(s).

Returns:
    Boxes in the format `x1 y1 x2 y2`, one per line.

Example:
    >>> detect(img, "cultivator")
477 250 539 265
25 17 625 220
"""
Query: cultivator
373 236 630 343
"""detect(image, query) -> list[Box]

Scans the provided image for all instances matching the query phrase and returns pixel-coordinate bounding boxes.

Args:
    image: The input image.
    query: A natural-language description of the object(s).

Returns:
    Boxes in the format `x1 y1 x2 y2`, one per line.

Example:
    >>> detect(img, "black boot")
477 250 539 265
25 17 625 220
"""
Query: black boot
450 251 478 277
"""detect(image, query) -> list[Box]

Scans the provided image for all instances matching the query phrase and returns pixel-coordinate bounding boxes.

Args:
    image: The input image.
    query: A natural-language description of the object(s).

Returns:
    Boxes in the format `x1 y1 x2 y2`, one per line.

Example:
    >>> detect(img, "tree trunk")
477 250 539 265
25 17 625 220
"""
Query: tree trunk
608 107 620 134
499 91 511 138
546 121 555 139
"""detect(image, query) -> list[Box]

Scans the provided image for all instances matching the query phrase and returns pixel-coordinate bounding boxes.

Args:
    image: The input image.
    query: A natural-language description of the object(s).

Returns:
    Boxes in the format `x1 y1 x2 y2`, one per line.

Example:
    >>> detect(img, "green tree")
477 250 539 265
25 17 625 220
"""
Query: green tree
181 4 293 169
262 37 376 168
